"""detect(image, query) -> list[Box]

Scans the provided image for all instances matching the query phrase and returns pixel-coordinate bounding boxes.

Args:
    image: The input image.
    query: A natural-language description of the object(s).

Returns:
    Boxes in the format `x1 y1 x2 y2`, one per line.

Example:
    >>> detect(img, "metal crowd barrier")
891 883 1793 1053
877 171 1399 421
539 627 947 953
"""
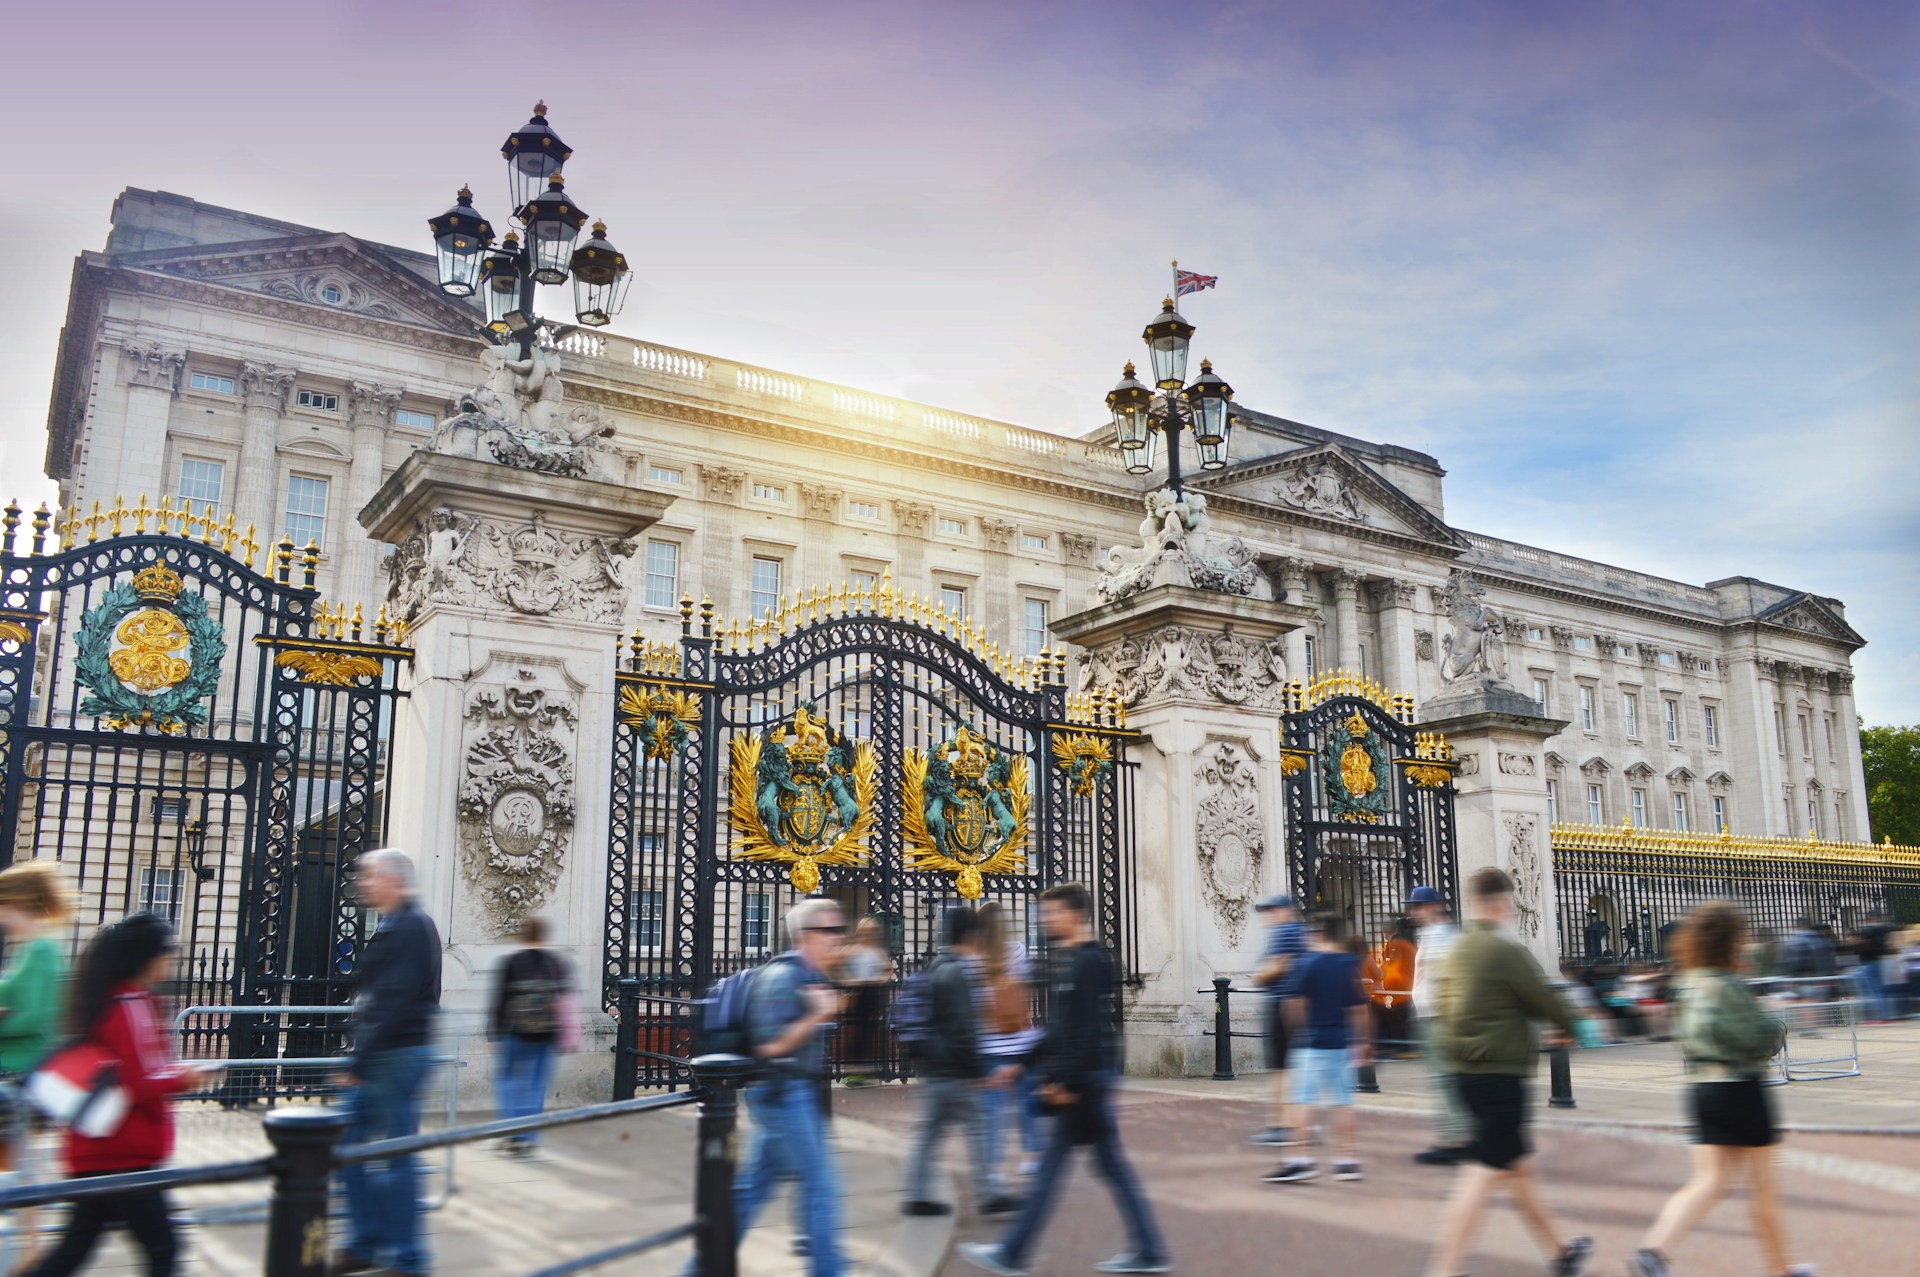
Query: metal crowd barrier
0 1053 754 1277
1750 976 1862 1083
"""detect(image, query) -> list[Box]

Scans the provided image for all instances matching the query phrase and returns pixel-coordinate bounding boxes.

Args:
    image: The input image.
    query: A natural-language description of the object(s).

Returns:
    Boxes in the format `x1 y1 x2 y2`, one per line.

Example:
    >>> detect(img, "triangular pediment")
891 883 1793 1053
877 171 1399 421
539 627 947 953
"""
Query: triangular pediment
1543 751 1567 771
1624 761 1654 782
1580 755 1612 778
1198 444 1467 550
1706 770 1734 789
1667 765 1696 784
114 234 479 334
1754 592 1865 649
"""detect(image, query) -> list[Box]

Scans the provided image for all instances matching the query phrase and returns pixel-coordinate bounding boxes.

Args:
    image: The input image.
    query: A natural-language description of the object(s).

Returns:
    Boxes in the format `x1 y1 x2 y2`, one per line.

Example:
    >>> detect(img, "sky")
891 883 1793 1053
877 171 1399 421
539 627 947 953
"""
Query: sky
1 0 1914 719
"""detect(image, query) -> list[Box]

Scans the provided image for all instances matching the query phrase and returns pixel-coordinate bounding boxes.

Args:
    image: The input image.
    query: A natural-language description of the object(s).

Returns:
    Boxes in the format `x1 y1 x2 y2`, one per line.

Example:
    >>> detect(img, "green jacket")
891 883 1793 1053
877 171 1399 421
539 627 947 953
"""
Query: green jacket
1433 921 1574 1076
1675 969 1784 1080
0 935 66 1073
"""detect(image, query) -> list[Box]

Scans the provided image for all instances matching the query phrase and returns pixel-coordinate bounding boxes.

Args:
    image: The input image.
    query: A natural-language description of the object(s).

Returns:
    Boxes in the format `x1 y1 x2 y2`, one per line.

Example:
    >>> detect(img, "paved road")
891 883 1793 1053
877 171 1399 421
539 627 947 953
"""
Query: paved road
843 1080 1919 1277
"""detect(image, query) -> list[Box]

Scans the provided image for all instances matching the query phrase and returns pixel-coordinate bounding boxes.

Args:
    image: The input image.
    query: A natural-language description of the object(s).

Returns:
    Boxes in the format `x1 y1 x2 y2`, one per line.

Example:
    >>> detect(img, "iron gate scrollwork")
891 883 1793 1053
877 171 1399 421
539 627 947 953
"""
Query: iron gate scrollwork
1281 671 1458 948
0 499 410 1078
605 580 1138 1088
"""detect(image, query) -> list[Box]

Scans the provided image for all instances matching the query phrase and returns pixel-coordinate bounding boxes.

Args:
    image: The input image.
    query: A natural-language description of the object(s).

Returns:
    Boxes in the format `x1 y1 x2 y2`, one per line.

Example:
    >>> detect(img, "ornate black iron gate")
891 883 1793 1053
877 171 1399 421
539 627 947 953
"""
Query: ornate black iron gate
1281 672 1458 947
0 500 410 1064
605 579 1137 1086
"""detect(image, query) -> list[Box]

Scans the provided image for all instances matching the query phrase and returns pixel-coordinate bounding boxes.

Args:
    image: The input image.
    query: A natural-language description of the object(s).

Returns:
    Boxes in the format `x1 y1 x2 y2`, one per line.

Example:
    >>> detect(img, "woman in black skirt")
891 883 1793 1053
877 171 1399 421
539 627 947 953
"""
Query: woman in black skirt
1629 902 1812 1277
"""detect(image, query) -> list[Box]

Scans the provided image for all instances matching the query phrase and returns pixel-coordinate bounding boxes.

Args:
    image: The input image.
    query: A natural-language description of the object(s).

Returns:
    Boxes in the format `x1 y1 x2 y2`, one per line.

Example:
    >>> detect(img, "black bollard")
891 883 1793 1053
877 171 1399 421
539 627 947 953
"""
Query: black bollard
1211 978 1236 1081
1548 1043 1576 1109
614 977 642 1100
262 1106 348 1277
1356 1057 1381 1094
692 1053 752 1277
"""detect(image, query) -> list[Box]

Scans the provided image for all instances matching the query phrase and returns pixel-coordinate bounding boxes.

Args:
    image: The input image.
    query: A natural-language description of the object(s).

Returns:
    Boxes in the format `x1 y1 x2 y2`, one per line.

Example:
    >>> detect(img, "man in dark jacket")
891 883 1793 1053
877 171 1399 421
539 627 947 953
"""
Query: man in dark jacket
336 848 442 1277
903 906 1012 1216
959 883 1171 1276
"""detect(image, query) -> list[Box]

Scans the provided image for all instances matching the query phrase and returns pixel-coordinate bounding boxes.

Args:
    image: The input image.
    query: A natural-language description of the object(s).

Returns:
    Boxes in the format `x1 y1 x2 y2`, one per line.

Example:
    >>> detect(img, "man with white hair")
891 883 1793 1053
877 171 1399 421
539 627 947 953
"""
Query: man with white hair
335 848 442 1277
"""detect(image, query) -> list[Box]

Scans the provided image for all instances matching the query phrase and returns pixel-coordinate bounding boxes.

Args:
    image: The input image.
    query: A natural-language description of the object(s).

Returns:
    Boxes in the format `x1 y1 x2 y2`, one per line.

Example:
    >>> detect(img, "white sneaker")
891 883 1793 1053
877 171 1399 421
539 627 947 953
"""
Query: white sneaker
957 1242 1031 1277
1332 1160 1363 1182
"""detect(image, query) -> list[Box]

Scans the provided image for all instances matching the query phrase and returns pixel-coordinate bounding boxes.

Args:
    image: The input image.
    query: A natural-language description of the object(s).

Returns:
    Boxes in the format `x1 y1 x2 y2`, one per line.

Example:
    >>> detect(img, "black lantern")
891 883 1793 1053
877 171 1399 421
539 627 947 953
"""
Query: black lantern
1142 297 1195 390
501 102 573 214
1124 421 1159 476
427 186 494 298
1183 358 1233 447
519 174 588 285
480 233 524 333
570 220 632 327
1195 416 1233 471
1106 362 1154 452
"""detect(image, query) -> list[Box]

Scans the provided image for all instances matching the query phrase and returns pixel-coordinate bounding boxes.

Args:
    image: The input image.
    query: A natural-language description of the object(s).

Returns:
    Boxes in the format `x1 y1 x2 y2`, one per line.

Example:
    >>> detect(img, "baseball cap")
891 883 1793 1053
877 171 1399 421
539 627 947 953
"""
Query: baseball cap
1256 894 1297 912
1404 885 1445 906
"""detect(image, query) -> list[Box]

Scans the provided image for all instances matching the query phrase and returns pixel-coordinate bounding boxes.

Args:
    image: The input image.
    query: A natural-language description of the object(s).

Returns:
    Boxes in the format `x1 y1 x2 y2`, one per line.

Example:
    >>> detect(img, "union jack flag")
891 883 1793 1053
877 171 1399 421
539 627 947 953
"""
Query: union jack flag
1174 268 1218 298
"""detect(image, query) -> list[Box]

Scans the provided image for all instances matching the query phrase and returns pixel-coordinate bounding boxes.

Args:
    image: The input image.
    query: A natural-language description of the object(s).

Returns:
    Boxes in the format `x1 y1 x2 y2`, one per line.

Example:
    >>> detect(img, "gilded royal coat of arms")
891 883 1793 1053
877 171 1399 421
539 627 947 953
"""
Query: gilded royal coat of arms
1323 710 1391 824
729 704 877 892
73 562 226 734
904 726 1031 899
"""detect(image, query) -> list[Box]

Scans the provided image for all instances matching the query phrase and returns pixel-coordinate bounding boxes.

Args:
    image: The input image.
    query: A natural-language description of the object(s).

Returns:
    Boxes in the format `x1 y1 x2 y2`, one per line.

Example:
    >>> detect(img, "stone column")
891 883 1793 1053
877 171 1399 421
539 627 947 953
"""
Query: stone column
236 362 297 551
797 483 842 591
360 451 675 1093
1831 672 1869 839
1725 653 1784 836
699 465 744 615
342 382 401 603
1778 662 1809 835
893 500 932 596
1276 557 1314 681
115 342 185 501
1379 577 1420 695
1422 683 1570 968
1332 568 1364 672
981 517 1018 649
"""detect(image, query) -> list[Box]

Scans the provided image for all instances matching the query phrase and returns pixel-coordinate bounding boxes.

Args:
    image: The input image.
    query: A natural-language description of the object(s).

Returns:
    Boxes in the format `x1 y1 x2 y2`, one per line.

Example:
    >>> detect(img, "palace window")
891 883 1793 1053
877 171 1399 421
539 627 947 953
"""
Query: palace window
750 557 782 618
189 371 234 394
649 465 683 486
1798 714 1812 757
939 585 967 618
177 458 224 518
1024 598 1049 659
1631 789 1648 828
1673 792 1690 831
644 540 679 609
1773 707 1785 753
633 889 666 951
1823 715 1834 757
394 409 435 430
1665 698 1680 744
1304 636 1317 680
1834 795 1846 839
1528 626 1546 642
295 389 338 411
1586 784 1604 824
1532 678 1550 714
1022 532 1049 552
1712 796 1728 834
1703 705 1719 749
138 866 184 926
937 516 968 536
284 474 329 549
1546 780 1559 826
848 569 878 595
1658 651 1676 667
1579 685 1596 732
1622 692 1639 738
1808 794 1820 836
848 499 880 520
742 891 773 953
752 482 785 503
1574 635 1593 651
321 284 344 304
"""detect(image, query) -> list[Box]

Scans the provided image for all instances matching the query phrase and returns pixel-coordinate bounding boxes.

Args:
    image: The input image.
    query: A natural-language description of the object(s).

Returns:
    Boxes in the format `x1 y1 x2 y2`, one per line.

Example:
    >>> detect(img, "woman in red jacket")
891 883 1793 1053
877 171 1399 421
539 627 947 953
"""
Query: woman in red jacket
26 913 218 1277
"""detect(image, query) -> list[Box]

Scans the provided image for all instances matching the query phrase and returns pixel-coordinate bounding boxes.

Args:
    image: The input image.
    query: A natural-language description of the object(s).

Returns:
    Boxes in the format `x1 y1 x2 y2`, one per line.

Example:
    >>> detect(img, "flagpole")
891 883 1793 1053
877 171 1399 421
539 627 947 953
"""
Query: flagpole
1171 258 1180 300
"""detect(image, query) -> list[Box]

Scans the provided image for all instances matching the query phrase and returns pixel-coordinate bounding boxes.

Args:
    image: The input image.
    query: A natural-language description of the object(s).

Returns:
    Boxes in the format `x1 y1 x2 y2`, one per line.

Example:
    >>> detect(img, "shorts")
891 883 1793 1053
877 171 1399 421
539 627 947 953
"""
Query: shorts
1263 1000 1291 1071
1454 1073 1529 1170
1287 1047 1354 1107
1690 1077 1775 1147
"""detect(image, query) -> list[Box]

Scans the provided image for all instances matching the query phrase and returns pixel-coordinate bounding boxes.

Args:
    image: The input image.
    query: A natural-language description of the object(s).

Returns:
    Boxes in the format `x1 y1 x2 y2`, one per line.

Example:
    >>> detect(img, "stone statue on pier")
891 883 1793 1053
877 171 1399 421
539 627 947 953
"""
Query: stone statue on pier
1437 568 1511 687
428 343 614 479
1092 489 1269 605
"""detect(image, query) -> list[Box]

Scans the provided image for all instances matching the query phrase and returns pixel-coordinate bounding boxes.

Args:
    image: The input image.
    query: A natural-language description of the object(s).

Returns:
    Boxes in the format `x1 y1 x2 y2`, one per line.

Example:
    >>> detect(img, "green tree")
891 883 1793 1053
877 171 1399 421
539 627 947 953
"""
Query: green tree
1861 722 1920 846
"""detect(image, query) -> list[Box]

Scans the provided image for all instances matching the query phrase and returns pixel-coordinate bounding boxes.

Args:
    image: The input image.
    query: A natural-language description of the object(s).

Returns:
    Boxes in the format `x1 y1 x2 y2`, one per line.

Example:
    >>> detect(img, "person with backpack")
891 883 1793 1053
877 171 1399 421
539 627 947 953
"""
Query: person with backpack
490 915 574 1156
1263 914 1370 1185
23 912 219 1277
902 906 1014 1217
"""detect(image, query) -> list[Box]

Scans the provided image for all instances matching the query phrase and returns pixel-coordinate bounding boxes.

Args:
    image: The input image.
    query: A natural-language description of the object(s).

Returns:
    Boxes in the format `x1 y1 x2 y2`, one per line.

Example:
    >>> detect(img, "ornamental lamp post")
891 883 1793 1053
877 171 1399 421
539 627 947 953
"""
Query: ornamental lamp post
1105 296 1235 491
426 101 633 353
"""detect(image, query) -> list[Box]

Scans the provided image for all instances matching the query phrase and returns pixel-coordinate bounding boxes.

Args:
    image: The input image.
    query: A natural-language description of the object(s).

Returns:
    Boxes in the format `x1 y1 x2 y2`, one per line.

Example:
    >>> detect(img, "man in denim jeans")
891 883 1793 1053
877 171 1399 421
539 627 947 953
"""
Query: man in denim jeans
335 849 441 1277
959 882 1171 1276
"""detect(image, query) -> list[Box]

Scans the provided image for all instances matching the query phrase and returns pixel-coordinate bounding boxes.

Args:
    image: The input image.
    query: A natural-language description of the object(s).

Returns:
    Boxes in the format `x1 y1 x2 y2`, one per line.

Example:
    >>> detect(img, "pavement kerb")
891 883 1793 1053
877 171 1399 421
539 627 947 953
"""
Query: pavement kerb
830 1106 956 1277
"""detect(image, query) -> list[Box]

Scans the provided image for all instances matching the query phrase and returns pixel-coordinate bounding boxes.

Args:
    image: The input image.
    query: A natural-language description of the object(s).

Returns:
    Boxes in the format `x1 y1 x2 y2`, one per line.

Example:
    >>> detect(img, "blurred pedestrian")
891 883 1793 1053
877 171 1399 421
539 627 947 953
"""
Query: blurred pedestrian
1848 912 1896 1022
23 913 219 1277
1629 901 1813 1277
490 915 573 1155
958 882 1171 1276
0 862 75 1136
838 917 893 1085
335 849 442 1277
975 900 1043 1184
1249 894 1306 1146
1425 868 1591 1277
1264 913 1369 1184
1406 884 1469 1166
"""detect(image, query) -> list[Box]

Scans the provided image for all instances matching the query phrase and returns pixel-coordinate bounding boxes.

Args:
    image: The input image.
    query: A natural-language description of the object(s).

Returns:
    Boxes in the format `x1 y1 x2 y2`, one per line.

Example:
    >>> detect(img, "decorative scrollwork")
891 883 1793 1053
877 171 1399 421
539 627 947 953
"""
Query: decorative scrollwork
1050 732 1113 798
728 703 876 892
74 566 226 734
0 620 29 646
617 682 703 761
904 727 1031 899
273 650 384 686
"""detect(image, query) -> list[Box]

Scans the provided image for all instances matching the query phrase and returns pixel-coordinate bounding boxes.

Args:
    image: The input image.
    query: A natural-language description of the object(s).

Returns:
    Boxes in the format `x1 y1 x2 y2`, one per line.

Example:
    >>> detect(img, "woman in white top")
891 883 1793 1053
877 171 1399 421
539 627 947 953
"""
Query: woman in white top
973 902 1045 1184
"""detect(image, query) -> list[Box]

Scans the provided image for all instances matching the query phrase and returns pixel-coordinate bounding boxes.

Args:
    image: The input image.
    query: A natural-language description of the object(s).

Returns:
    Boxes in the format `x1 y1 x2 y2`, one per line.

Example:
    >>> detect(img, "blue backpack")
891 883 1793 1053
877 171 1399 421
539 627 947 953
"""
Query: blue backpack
890 958 944 1059
697 954 795 1062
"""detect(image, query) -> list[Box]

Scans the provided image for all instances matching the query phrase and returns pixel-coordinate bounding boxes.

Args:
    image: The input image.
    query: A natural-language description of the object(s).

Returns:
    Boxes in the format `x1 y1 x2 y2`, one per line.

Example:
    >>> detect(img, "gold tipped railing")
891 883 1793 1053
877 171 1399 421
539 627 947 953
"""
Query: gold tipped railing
1064 688 1127 729
1550 822 1920 868
1282 668 1416 722
26 494 265 569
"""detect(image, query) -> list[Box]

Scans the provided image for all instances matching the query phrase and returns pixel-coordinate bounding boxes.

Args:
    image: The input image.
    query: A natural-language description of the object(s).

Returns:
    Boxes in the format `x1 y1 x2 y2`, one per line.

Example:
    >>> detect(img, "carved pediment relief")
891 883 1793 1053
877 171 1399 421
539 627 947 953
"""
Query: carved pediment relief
1579 755 1612 778
1543 751 1567 772
1202 443 1465 549
1624 761 1654 782
1666 765 1696 785
1706 770 1734 790
1754 592 1866 649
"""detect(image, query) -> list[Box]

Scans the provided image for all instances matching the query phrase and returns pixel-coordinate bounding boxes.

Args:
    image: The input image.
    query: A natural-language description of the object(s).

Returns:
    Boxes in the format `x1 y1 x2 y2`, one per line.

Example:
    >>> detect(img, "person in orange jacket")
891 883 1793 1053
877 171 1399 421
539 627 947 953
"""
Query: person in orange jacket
25 913 220 1277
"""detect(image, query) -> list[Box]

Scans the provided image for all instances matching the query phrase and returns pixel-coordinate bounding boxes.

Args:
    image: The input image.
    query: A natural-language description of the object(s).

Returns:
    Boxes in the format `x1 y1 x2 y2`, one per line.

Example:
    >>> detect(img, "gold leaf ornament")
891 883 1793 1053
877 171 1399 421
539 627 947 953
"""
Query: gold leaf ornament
728 706 876 890
274 650 384 686
904 728 1031 899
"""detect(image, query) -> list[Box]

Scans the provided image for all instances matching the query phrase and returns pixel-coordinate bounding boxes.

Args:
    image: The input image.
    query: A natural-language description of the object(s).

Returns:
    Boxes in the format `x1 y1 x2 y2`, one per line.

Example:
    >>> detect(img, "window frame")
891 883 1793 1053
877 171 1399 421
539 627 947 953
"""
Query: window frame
741 890 773 955
1672 791 1690 832
137 865 185 926
294 388 339 412
1586 783 1604 824
1622 691 1639 738
751 481 786 504
1578 684 1596 733
283 473 331 551
177 456 225 517
1630 788 1648 828
394 408 436 430
1665 698 1680 744
1712 795 1727 834
938 584 968 618
749 556 783 619
846 498 882 520
1703 704 1720 749
643 538 681 611
1020 532 1050 552
1023 597 1050 659
188 370 235 395
936 515 969 537
1546 779 1559 826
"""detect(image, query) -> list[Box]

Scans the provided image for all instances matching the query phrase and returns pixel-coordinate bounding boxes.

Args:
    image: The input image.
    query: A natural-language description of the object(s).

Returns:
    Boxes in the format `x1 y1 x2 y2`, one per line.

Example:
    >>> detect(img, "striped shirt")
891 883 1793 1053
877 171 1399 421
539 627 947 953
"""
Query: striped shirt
968 943 1043 1061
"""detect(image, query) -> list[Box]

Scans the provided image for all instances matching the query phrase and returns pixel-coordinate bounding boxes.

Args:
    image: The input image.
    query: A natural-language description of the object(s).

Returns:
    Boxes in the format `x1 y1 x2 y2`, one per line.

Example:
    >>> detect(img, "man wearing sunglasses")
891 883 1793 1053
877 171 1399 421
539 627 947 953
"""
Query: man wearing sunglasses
729 896 850 1277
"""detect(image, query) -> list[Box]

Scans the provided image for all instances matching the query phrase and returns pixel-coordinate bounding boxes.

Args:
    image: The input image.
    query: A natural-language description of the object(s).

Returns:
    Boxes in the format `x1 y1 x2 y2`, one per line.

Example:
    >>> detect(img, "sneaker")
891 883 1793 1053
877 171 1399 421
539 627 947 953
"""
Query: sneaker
1552 1237 1595 1277
1263 1159 1318 1183
1249 1126 1295 1146
903 1199 953 1216
958 1241 1031 1276
792 1236 810 1258
332 1254 379 1277
982 1195 1023 1216
1626 1250 1668 1277
1095 1255 1174 1274
1332 1160 1363 1182
1784 1267 1818 1277
1414 1145 1466 1166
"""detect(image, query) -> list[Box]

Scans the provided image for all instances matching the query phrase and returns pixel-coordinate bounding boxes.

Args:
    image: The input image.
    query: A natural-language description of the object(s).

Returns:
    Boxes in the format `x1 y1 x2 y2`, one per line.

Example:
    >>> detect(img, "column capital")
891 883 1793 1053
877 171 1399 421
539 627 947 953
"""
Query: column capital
700 464 745 503
121 341 185 396
893 500 933 537
1389 577 1420 606
1332 567 1365 595
347 381 404 428
798 483 842 521
239 361 297 415
1061 531 1098 565
982 516 1018 552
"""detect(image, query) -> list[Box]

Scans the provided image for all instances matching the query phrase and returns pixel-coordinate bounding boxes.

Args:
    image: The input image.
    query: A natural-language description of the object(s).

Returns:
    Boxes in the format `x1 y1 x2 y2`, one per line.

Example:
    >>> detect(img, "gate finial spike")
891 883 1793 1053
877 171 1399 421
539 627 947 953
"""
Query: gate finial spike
1 499 19 555
300 540 320 590
699 595 714 638
132 494 152 535
679 593 695 634
351 602 364 642
30 503 49 556
240 524 259 568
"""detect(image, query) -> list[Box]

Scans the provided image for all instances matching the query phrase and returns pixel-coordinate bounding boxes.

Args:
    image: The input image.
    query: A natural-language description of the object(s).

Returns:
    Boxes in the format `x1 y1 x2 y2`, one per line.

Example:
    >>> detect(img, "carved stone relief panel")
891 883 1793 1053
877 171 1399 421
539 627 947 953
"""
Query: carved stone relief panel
1194 739 1265 948
1078 624 1290 709
385 506 635 625
458 664 580 934
1497 752 1537 777
1503 813 1542 941
1414 630 1435 662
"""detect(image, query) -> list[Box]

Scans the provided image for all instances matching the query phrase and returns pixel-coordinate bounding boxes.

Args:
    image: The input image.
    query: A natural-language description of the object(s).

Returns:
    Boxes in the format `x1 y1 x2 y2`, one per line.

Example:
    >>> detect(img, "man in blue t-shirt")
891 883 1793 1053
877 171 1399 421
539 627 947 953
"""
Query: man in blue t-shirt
1265 913 1370 1185
1249 895 1307 1145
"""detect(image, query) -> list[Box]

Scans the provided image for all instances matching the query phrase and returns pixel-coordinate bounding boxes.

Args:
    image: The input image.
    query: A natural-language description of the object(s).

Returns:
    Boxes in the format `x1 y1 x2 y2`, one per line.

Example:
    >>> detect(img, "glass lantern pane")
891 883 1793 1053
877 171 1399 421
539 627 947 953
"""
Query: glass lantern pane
1124 430 1158 475
1149 337 1189 389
